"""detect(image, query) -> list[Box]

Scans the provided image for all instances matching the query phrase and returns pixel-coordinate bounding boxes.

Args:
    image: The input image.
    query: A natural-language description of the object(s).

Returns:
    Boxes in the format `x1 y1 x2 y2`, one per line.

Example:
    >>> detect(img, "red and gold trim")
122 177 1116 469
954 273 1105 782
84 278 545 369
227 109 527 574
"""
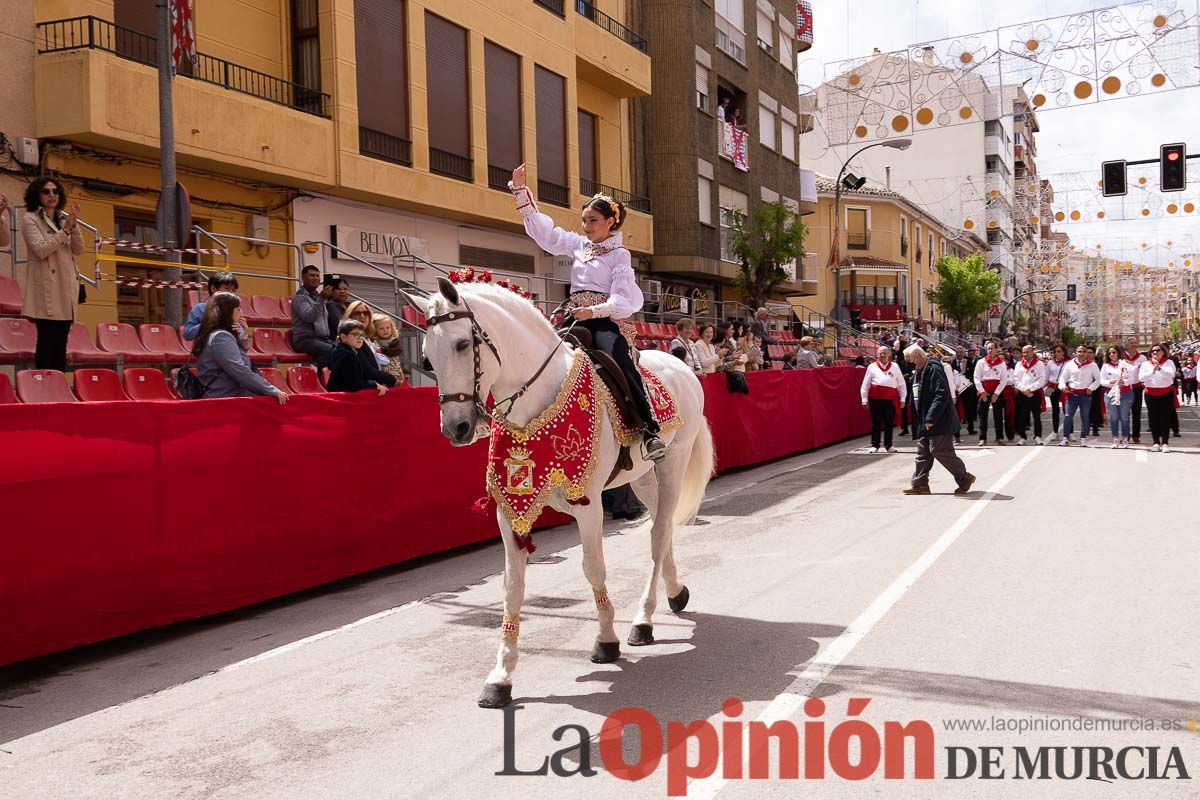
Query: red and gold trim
501 611 520 643
593 588 612 611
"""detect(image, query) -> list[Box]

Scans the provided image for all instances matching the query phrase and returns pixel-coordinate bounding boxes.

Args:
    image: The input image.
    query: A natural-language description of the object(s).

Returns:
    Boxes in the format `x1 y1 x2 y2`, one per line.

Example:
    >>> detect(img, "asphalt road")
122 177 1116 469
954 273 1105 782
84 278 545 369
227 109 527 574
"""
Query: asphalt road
3 405 1199 799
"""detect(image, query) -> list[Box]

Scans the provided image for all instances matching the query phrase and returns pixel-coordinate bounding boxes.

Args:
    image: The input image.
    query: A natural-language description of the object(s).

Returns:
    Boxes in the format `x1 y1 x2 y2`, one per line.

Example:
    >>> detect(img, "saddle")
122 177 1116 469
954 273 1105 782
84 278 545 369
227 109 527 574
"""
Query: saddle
563 327 638 479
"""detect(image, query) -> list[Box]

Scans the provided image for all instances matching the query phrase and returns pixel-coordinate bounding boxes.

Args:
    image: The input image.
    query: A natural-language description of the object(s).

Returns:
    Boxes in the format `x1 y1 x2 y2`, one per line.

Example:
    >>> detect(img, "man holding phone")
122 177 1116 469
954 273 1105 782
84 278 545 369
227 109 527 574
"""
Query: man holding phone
290 265 334 363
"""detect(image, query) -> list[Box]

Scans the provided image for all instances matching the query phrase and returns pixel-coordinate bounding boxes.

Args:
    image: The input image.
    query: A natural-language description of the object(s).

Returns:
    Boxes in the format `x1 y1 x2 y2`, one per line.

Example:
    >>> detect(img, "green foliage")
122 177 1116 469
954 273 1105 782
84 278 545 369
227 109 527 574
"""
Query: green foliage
1059 325 1083 348
1167 318 1184 343
923 253 1002 335
730 201 808 310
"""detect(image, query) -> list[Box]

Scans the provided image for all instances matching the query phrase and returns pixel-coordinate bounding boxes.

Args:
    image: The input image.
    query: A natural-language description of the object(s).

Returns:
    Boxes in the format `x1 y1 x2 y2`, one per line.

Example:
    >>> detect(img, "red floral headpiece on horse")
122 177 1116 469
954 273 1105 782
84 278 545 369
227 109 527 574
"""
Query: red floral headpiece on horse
448 267 533 300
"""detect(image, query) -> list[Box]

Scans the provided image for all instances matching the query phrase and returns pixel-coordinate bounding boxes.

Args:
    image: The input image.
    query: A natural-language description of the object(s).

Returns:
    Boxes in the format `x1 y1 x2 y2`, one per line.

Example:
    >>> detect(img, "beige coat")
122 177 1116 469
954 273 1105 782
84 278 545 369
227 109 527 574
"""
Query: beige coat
21 209 83 321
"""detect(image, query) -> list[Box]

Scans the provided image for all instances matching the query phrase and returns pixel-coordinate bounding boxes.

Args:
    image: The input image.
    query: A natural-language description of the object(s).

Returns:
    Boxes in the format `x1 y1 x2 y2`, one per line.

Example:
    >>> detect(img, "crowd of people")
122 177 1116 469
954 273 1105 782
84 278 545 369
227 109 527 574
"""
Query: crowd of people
860 331 1198 455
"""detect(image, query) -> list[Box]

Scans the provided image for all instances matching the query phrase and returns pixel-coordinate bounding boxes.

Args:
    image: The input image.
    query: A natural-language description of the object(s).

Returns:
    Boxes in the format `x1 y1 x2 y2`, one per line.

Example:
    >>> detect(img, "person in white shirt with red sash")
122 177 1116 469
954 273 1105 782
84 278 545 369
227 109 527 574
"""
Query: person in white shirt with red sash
1138 343 1177 452
1058 344 1101 447
973 341 1009 446
860 345 906 453
1012 344 1047 445
1123 336 1148 444
1044 344 1069 437
1100 345 1136 448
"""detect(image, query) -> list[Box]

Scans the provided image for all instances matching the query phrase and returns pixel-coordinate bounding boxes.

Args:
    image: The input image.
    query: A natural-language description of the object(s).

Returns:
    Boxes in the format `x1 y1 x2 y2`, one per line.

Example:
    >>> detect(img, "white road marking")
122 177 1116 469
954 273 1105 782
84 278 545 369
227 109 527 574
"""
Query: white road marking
959 449 995 460
690 445 1044 799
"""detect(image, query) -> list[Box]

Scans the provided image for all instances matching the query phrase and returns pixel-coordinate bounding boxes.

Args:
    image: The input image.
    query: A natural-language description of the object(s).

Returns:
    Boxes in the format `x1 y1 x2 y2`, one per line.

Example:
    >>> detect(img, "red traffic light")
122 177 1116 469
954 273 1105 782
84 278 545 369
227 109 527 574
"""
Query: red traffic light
1168 151 1181 161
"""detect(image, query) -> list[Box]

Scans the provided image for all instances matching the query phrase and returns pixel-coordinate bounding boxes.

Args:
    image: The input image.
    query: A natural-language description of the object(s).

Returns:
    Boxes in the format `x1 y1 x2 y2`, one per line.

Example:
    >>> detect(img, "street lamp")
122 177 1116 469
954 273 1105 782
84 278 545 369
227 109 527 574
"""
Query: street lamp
831 138 912 327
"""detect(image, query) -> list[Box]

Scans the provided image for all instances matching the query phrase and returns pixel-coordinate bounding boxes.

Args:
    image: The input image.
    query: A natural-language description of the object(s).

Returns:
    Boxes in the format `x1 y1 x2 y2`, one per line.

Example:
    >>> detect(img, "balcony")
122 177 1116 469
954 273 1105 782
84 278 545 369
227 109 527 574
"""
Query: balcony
718 119 749 171
34 17 335 187
847 231 871 250
849 304 904 322
579 178 651 214
430 149 473 182
573 2 650 97
539 179 570 208
534 0 565 16
359 127 411 167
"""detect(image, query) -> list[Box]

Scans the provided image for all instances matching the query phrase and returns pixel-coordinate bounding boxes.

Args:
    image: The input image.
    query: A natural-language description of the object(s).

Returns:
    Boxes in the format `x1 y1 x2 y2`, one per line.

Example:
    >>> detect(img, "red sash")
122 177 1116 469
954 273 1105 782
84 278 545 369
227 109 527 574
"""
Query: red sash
1145 384 1181 408
981 379 1000 394
868 383 902 426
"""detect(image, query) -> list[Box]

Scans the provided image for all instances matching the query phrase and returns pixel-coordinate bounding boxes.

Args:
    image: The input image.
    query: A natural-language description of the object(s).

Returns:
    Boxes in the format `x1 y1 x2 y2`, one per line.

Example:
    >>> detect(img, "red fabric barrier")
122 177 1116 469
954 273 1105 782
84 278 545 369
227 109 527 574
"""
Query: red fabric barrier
0 368 869 666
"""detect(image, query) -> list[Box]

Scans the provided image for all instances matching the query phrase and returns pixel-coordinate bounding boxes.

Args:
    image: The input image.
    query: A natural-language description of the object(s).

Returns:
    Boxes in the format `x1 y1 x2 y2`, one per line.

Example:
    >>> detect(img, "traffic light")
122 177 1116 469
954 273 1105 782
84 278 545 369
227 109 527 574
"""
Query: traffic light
1101 160 1127 197
1067 284 1077 302
1160 143 1186 192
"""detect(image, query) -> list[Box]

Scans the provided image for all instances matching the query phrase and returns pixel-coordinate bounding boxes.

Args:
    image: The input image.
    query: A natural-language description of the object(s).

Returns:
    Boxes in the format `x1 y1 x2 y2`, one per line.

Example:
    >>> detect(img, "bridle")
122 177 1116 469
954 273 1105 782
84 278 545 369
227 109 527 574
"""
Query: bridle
423 295 575 426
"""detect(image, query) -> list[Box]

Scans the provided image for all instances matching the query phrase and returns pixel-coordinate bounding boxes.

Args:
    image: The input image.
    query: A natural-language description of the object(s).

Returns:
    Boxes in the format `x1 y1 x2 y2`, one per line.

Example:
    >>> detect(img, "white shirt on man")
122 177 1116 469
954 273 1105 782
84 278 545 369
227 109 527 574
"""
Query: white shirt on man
1059 358 1101 392
973 356 1009 395
1011 359 1047 393
860 360 907 404
1125 351 1148 386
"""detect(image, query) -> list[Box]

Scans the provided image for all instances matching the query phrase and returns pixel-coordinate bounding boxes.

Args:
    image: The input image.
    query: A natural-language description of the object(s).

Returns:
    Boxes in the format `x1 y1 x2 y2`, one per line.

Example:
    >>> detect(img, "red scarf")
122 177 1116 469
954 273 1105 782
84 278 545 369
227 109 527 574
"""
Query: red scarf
875 359 892 373
1053 357 1067 365
1074 357 1092 367
1021 356 1038 369
1150 356 1169 369
1125 349 1142 363
984 354 1004 367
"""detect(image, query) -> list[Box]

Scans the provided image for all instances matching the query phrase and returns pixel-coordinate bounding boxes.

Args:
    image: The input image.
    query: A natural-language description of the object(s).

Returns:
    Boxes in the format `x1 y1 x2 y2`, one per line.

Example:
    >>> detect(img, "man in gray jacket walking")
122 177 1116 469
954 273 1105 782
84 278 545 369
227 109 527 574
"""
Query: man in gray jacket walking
291 265 334 363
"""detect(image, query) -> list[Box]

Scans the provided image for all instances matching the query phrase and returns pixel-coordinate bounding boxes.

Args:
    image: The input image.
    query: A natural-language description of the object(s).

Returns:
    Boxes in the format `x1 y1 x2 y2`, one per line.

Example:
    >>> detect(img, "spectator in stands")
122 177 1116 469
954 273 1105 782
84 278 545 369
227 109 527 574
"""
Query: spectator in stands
741 332 762 371
291 265 334 363
371 313 408 385
345 301 397 389
327 319 389 395
0 192 10 248
794 336 820 369
326 275 351 335
713 321 732 347
854 355 866 367
192 292 287 404
183 271 242 344
669 318 703 373
694 324 722 375
751 308 776 368
670 345 688 362
781 350 797 370
20 177 84 372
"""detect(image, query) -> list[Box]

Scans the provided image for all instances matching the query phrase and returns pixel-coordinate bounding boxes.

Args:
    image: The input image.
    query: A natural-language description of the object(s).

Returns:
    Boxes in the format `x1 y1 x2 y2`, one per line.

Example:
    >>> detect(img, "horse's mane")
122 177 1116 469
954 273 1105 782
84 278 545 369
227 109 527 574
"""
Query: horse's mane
429 281 559 342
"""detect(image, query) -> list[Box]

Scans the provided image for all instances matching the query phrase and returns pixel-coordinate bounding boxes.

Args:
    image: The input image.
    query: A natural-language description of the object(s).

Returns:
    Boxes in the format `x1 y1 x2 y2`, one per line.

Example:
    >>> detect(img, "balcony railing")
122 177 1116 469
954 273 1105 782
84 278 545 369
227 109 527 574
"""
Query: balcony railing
539 179 570 207
719 119 749 171
575 1 648 53
36 16 331 118
534 0 565 17
488 165 512 192
900 236 909 257
847 231 870 250
359 127 412 167
430 148 473 182
579 178 651 214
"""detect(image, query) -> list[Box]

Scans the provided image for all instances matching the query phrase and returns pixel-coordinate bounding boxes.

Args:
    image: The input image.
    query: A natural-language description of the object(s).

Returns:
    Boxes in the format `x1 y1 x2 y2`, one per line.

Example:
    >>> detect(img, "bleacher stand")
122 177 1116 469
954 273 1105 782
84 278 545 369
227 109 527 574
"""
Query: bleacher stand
0 277 22 315
122 368 177 401
286 365 326 394
0 318 36 365
97 323 162 365
72 369 130 402
0 372 15 404
67 323 119 367
15 370 76 403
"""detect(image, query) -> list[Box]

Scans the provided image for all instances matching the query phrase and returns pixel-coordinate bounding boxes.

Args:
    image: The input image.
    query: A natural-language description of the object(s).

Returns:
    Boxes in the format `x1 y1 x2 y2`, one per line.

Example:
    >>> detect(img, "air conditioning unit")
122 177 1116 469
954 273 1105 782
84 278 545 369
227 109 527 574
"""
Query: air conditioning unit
641 279 662 298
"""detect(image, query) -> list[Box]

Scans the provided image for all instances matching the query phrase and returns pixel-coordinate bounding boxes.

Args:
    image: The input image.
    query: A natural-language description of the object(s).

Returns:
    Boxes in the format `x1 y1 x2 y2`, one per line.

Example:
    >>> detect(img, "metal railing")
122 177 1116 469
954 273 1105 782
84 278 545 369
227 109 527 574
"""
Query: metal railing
36 17 332 118
359 127 412 167
430 148 473 182
575 1 648 53
847 231 870 250
534 0 565 17
488 165 512 192
538 179 570 208
579 178 651 214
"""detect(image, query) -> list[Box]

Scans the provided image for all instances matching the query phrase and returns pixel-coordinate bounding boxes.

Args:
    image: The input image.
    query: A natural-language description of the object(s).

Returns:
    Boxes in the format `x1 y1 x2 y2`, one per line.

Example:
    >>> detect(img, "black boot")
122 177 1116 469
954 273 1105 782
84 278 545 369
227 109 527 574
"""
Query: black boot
643 433 667 460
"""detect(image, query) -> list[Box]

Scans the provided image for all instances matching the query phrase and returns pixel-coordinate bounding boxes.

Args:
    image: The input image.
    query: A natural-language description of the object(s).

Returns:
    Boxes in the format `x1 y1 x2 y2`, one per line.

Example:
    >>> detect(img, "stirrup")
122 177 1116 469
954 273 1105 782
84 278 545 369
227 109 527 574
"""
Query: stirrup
642 434 668 461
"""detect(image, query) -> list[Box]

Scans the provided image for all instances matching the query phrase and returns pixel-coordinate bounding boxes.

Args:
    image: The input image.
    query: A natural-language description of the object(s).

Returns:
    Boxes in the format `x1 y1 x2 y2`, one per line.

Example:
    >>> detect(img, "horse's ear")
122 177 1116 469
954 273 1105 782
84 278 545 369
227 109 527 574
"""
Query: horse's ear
398 290 429 316
437 276 460 306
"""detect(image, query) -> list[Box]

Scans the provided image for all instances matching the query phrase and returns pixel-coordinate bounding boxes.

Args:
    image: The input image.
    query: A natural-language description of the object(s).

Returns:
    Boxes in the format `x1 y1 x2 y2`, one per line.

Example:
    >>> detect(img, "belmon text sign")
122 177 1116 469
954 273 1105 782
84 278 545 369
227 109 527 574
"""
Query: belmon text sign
330 225 429 265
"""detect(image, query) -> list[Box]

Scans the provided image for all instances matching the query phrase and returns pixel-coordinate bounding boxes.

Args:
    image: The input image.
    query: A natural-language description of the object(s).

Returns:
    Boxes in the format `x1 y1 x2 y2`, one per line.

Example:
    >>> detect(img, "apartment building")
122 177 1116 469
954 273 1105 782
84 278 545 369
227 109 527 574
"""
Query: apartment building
22 0 651 325
634 0 814 319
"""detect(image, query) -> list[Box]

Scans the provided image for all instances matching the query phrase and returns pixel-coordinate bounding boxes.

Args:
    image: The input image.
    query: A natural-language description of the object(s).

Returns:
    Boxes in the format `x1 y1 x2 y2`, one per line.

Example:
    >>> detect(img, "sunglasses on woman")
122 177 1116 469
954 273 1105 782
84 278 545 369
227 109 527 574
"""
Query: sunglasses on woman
40 188 60 196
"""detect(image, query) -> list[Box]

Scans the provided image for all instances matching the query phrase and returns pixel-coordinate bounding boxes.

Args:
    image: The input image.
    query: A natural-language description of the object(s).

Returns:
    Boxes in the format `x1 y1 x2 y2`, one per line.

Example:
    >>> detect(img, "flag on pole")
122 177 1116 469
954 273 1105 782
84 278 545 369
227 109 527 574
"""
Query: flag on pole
171 0 197 75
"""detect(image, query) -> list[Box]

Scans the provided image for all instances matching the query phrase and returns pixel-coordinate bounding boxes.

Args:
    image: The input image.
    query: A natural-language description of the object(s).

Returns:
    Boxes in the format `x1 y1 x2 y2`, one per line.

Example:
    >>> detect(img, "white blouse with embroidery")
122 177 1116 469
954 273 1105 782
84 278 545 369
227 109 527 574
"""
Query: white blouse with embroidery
510 184 643 319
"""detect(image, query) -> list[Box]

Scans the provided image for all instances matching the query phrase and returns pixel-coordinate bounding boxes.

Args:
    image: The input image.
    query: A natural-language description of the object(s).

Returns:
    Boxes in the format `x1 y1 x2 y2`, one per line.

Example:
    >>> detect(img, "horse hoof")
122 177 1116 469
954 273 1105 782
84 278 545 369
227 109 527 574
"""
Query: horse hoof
668 586 690 613
591 640 621 663
478 684 513 709
627 624 655 647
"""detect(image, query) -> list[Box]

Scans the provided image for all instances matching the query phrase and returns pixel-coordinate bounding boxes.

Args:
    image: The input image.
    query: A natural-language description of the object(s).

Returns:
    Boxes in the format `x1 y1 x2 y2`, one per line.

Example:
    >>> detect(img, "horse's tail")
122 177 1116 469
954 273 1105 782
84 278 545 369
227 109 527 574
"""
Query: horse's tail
674 419 715 528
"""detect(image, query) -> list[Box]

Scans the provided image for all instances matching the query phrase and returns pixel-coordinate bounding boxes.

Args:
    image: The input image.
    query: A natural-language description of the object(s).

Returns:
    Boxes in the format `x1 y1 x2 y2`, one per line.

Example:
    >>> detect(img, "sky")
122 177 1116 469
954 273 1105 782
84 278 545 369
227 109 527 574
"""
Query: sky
797 0 1200 267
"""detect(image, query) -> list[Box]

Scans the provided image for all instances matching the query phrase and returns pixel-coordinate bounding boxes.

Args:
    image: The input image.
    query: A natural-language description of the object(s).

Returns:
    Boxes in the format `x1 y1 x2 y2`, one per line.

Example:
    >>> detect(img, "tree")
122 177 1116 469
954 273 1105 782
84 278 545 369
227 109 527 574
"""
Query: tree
729 200 808 311
923 253 1001 335
1167 318 1184 343
1059 325 1083 348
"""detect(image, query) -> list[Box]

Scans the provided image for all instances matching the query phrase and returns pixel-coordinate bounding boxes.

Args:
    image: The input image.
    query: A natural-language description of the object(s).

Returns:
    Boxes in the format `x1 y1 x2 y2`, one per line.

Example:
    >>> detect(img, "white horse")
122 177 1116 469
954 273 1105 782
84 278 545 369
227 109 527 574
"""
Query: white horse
401 278 713 708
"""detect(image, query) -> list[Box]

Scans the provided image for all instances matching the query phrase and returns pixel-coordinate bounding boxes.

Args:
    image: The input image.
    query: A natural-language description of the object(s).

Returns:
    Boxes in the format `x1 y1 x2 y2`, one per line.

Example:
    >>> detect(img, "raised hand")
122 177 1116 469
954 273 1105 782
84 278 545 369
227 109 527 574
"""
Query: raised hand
511 164 527 189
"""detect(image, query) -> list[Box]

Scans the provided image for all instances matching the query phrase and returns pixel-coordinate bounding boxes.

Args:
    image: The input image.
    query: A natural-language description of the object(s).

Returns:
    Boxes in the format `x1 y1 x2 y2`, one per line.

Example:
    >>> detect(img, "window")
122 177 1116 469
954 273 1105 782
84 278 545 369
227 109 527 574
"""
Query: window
914 223 922 261
846 207 869 250
916 279 923 316
485 42 521 189
578 109 598 194
291 0 321 105
698 159 714 225
780 119 795 161
778 26 792 68
928 233 934 270
356 0 409 165
114 0 156 61
696 62 710 111
535 66 568 205
756 10 773 53
758 104 776 149
880 285 896 305
718 185 748 262
715 0 747 64
899 215 909 257
425 13 471 181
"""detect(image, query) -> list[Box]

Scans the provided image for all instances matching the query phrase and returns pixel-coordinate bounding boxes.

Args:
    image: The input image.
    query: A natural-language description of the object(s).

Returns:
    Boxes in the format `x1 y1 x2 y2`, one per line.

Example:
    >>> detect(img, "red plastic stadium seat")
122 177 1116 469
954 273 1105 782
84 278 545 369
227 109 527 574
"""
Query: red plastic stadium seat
97 322 162 364
286 365 326 394
634 321 652 337
0 277 23 315
0 317 36 364
73 368 130 402
122 368 176 401
238 293 269 325
0 372 17 404
253 328 307 364
258 366 289 394
67 323 119 366
400 305 427 330
186 289 201 311
16 370 76 403
253 295 291 326
139 324 192 364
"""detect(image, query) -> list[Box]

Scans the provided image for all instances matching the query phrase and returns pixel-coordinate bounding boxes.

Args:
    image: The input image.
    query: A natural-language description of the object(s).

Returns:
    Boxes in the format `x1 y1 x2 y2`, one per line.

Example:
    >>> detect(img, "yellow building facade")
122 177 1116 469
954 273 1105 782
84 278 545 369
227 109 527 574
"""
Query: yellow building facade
22 0 651 328
798 176 987 336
